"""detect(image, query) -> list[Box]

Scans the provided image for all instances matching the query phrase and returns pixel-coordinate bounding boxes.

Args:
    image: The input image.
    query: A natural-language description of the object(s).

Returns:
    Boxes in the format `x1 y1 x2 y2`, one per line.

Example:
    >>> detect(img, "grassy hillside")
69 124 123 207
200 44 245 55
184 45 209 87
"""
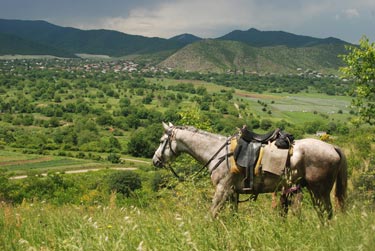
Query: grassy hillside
1 181 374 251
159 39 347 74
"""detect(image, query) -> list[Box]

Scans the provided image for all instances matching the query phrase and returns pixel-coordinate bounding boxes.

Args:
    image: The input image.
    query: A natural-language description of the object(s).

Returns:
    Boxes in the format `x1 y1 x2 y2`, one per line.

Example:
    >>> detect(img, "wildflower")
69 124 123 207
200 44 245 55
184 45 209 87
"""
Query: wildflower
18 239 29 245
107 224 113 229
137 241 144 251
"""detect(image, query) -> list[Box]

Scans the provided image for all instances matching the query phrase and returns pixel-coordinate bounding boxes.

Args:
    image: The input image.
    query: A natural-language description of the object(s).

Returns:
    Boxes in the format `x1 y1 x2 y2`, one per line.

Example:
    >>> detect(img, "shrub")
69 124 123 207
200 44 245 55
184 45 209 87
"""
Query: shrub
107 153 121 163
108 171 142 197
260 119 272 130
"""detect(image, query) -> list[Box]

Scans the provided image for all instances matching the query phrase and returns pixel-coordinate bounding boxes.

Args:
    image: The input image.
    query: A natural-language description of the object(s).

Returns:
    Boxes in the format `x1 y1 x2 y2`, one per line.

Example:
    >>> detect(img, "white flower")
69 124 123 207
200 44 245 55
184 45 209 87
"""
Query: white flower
136 241 144 251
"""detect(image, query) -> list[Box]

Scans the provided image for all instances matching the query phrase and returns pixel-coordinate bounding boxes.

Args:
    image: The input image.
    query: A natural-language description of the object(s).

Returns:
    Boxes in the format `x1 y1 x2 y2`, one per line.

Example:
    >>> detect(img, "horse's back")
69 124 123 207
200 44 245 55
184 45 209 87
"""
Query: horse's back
291 138 341 183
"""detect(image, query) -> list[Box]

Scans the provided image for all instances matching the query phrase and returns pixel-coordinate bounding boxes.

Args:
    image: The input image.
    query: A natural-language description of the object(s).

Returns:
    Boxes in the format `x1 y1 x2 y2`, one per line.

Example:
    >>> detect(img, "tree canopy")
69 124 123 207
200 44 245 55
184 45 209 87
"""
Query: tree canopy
341 36 375 125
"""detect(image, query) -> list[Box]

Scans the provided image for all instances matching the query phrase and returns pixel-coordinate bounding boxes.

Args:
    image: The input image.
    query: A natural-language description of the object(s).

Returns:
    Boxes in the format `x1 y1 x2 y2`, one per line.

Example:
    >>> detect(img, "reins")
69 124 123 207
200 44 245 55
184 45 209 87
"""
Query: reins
193 133 236 177
163 129 238 181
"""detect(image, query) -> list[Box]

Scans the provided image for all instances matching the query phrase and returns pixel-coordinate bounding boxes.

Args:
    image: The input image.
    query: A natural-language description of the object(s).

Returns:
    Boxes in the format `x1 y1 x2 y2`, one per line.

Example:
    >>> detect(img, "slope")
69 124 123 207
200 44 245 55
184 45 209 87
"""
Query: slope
0 32 77 57
218 28 350 47
159 39 347 73
0 19 183 57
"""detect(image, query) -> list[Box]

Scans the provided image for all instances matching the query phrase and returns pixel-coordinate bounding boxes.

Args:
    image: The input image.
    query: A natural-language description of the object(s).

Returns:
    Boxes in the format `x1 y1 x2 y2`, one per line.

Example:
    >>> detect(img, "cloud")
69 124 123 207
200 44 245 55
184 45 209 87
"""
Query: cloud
3 0 373 42
85 0 333 38
343 8 360 19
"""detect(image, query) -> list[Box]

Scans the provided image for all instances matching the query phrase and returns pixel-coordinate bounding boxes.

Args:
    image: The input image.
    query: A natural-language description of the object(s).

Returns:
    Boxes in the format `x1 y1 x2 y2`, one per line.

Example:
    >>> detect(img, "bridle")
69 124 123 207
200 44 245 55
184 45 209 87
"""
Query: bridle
155 126 238 181
157 127 177 164
155 127 184 180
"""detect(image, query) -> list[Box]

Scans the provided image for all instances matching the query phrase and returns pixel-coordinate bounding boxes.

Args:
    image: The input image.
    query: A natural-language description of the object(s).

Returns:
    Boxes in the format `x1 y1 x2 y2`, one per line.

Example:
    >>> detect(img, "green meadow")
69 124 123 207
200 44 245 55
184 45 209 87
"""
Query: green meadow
0 59 373 250
1 181 375 251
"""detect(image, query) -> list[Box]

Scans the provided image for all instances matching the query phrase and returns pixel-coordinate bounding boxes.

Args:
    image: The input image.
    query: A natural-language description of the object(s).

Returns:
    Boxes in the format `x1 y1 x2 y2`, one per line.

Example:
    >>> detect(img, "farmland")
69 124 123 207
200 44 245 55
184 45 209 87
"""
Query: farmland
0 58 374 250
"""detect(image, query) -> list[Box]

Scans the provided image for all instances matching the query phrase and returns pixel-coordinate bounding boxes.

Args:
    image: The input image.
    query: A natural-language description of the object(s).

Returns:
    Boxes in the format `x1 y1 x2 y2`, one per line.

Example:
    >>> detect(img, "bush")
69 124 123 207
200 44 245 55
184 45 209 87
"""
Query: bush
108 171 142 197
260 119 272 130
107 153 121 163
127 124 161 158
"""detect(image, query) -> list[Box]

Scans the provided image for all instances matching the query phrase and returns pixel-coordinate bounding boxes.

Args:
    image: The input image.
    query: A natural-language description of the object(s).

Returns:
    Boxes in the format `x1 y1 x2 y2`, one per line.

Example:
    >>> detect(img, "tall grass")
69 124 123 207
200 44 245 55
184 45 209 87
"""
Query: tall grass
1 180 374 251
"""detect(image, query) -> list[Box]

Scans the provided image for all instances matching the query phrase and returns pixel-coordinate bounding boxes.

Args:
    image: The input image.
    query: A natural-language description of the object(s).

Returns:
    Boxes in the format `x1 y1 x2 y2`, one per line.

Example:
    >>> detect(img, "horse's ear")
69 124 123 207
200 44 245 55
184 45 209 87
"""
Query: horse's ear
162 122 169 131
168 122 174 127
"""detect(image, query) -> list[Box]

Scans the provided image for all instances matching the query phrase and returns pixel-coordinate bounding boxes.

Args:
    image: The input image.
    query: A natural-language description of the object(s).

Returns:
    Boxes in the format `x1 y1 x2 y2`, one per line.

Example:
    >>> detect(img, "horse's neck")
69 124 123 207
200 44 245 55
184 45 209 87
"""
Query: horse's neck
175 129 227 170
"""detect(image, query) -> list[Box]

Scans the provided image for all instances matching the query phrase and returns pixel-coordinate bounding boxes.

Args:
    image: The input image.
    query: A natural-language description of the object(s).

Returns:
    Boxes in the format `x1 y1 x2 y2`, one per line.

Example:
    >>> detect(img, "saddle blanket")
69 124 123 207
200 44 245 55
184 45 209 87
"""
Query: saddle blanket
261 142 289 175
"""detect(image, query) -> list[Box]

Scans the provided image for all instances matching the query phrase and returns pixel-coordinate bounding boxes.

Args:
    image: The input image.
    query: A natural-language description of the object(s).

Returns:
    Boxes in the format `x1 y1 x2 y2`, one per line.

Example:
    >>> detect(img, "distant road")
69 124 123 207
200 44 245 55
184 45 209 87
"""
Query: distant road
121 158 149 164
9 167 138 180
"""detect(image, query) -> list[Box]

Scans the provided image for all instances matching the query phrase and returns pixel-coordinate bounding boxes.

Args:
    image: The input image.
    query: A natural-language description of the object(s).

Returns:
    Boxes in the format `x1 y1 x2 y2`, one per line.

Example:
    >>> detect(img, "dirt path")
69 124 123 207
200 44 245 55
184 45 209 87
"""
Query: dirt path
234 103 243 118
9 167 138 180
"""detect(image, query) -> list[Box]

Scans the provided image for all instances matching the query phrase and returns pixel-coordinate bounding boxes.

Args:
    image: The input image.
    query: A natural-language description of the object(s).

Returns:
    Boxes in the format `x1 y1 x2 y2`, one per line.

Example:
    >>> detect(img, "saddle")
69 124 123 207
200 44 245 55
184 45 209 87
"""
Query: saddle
232 126 294 191
240 127 280 143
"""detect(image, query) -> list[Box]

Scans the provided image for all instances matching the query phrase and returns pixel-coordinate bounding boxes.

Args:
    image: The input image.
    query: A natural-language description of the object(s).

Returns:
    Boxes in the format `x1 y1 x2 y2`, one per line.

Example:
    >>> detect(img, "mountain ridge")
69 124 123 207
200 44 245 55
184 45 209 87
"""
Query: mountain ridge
0 19 351 73
217 28 350 47
159 39 347 74
0 18 184 57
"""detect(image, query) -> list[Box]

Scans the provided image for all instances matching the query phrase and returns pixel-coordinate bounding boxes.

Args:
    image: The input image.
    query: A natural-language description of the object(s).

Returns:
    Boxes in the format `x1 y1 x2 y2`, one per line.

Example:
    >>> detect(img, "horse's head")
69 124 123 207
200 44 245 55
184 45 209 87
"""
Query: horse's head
152 122 178 168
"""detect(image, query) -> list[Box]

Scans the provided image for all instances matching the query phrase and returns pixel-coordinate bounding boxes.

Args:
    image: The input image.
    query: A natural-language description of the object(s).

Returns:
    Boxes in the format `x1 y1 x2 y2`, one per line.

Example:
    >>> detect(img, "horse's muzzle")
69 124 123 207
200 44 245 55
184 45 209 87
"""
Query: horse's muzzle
152 155 164 168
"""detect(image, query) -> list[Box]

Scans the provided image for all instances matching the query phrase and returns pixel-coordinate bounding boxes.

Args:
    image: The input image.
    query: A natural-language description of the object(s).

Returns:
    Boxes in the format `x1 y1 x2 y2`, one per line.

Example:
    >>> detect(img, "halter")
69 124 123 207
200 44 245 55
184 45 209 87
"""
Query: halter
156 126 237 181
154 127 183 179
158 127 177 162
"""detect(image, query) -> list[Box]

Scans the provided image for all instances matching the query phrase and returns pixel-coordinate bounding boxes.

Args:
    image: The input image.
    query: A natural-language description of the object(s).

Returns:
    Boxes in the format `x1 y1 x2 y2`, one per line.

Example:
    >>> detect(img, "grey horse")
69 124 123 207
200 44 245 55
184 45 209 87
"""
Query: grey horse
152 122 347 219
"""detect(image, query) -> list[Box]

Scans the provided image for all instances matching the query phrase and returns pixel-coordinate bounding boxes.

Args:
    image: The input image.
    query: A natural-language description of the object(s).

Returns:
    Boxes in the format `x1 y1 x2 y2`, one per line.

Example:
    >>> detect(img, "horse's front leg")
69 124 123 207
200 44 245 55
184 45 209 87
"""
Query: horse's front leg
210 182 234 218
229 189 239 213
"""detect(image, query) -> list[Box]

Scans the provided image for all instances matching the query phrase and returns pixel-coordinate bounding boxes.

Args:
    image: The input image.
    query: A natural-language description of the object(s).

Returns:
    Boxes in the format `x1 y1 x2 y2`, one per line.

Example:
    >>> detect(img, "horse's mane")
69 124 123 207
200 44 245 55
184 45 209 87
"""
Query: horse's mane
174 126 225 140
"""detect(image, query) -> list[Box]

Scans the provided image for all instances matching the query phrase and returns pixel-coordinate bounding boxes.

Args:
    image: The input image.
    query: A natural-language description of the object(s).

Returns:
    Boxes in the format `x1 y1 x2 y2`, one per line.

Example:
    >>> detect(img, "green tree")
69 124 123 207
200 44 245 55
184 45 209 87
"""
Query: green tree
108 171 142 197
341 36 375 125
260 119 273 130
178 104 211 131
107 153 121 163
127 124 161 157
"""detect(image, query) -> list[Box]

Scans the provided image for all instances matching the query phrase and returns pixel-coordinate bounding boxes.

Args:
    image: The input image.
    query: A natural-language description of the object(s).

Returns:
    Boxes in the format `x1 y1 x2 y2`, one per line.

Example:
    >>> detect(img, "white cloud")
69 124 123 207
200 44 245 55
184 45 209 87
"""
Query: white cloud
343 8 360 19
89 0 333 38
58 0 375 43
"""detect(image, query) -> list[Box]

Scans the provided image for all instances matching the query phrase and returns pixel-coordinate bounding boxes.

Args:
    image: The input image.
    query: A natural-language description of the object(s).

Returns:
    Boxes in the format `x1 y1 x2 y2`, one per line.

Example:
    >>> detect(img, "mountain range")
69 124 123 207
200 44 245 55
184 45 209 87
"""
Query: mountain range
0 19 352 73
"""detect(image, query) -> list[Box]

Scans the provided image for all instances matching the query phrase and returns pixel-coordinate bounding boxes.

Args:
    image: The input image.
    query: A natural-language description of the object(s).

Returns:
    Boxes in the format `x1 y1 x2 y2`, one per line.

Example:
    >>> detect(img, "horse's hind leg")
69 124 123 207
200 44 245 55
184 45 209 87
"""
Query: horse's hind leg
310 190 333 221
322 194 333 220
290 191 303 217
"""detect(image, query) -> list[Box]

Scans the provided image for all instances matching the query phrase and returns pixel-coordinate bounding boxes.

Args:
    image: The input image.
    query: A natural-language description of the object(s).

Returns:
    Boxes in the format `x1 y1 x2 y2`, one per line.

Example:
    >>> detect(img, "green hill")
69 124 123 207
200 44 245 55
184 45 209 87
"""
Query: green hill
0 19 350 72
159 39 347 74
169 33 203 45
218 28 350 47
0 32 77 57
0 19 183 57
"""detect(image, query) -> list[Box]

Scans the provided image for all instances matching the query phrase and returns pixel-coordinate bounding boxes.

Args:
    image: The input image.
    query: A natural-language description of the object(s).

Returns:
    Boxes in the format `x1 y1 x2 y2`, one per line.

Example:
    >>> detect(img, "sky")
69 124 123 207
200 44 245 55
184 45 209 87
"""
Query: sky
1 0 374 43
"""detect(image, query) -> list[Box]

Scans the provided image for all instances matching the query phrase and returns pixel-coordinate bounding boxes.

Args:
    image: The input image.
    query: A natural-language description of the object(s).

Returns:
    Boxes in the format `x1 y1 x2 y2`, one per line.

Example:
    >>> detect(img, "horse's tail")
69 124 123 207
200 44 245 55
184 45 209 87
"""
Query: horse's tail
334 147 348 211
